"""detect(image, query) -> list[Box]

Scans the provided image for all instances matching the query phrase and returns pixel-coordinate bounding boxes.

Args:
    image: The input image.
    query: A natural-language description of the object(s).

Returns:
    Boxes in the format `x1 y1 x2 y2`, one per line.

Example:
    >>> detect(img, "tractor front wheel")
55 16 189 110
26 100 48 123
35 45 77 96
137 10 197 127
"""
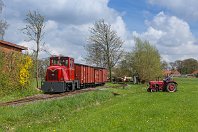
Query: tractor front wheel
166 83 177 92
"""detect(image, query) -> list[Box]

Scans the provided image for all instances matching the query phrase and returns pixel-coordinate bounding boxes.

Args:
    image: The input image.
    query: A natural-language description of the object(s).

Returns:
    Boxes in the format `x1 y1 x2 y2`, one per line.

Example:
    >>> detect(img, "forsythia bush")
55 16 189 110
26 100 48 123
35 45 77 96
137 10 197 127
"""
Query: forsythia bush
0 51 34 96
19 56 33 87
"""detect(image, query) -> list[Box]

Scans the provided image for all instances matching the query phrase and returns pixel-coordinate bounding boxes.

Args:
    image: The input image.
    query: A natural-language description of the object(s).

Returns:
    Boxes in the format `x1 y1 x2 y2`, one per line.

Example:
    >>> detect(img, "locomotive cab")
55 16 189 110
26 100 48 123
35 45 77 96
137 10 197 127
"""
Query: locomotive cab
46 56 75 81
41 56 79 93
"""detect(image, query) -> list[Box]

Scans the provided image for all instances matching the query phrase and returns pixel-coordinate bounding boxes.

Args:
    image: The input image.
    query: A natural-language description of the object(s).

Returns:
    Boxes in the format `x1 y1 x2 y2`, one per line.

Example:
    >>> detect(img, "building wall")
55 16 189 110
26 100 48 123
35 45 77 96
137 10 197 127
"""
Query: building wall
0 43 22 53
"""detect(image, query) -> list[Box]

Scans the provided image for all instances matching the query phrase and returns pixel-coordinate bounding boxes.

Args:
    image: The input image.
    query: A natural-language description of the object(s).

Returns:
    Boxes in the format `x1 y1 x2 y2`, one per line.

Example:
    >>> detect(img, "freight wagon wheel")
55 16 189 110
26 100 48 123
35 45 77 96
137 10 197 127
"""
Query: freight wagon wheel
166 83 177 92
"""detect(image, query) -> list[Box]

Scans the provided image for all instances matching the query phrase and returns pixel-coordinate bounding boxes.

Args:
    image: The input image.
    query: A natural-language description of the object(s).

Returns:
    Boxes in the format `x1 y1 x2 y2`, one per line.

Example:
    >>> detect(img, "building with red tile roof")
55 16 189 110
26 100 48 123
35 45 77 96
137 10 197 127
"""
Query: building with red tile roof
0 40 27 53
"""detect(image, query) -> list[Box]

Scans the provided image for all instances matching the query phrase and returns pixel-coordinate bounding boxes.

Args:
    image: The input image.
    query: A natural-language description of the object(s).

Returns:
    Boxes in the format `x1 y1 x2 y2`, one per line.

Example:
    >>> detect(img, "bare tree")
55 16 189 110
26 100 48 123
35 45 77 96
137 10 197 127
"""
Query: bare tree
38 58 50 79
85 19 124 82
22 10 45 88
0 0 8 40
0 0 3 13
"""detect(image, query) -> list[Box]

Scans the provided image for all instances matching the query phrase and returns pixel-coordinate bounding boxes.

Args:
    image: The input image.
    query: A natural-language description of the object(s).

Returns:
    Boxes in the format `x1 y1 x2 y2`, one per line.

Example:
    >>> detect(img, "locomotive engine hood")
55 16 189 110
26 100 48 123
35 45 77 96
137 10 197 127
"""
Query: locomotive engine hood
46 65 69 81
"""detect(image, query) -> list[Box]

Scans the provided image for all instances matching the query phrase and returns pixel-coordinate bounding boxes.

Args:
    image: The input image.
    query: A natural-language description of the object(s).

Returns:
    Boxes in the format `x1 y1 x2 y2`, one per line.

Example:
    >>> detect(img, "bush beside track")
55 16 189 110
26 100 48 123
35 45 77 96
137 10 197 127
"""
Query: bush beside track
0 51 41 101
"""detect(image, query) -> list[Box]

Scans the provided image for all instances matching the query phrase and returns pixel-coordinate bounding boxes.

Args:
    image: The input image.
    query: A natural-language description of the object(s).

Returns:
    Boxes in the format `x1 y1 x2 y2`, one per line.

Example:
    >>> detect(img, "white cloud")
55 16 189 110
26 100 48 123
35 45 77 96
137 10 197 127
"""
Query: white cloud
3 0 130 63
111 16 134 51
45 20 58 32
148 0 198 21
111 16 127 39
5 0 198 63
5 0 118 25
133 12 198 62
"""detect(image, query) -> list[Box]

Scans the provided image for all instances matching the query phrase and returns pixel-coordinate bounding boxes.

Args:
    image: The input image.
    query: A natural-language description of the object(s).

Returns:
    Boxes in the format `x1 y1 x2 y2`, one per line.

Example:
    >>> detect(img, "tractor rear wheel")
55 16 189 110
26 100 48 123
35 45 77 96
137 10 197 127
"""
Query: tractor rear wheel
166 83 177 92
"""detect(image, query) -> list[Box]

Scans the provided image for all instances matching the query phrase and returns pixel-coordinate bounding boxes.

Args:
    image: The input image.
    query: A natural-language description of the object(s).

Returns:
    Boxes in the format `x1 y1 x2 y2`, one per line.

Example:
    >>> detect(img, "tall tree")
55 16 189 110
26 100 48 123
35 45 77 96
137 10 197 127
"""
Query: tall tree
0 0 8 40
85 19 124 81
22 10 45 88
130 38 162 82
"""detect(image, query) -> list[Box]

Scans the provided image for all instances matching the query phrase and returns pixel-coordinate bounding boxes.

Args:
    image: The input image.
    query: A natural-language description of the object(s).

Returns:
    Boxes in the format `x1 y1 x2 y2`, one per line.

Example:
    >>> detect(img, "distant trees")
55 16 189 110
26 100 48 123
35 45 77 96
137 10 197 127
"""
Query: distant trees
181 58 198 74
0 0 8 40
170 58 198 74
22 10 45 88
85 19 124 82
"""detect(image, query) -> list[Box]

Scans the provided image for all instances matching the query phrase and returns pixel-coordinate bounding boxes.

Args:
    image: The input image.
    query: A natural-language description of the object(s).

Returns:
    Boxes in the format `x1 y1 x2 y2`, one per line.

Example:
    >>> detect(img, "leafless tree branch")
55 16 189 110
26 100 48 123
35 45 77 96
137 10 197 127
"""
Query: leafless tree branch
22 10 45 88
85 19 124 81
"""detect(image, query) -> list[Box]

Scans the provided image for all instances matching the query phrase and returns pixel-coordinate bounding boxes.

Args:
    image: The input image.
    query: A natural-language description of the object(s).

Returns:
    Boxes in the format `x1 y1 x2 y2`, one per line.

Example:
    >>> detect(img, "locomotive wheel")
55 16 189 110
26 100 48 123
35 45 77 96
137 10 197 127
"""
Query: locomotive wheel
166 83 177 92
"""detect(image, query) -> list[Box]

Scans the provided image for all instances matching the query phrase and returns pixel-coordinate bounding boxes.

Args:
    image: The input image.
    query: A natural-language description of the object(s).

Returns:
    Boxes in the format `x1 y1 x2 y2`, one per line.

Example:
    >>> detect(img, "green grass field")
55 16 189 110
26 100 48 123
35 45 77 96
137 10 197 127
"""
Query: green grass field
0 78 198 131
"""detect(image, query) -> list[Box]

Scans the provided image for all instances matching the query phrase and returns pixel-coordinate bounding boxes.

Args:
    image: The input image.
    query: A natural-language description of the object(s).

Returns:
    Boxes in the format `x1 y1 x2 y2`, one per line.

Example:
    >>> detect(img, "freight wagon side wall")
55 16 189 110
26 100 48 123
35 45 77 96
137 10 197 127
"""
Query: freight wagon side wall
84 65 93 84
102 69 108 82
84 66 87 83
74 64 83 84
75 63 107 86
87 66 94 83
94 69 99 84
99 69 103 83
94 68 108 84
75 64 85 84
75 63 95 85
91 67 94 83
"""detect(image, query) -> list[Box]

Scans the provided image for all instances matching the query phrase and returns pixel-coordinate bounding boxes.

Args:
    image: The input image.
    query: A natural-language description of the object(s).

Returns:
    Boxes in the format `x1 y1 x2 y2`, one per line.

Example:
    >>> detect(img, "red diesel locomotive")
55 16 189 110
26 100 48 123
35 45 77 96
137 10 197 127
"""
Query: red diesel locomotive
41 56 107 93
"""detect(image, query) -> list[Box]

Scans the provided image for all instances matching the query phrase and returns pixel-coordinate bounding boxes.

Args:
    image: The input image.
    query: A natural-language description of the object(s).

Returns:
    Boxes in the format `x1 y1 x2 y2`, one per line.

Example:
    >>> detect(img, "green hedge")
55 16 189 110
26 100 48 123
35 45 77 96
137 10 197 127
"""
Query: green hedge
0 51 34 96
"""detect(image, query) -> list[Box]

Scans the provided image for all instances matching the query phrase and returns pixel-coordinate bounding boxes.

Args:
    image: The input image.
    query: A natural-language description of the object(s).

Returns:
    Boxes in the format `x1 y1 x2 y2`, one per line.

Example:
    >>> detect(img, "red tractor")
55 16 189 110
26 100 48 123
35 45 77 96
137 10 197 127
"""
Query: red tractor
147 77 177 92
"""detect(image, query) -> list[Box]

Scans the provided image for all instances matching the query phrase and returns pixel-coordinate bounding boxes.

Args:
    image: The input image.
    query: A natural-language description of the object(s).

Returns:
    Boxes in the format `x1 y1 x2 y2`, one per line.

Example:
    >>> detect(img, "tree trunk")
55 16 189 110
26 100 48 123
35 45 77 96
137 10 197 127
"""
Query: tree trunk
36 57 39 88
23 10 45 89
109 66 112 82
36 40 39 88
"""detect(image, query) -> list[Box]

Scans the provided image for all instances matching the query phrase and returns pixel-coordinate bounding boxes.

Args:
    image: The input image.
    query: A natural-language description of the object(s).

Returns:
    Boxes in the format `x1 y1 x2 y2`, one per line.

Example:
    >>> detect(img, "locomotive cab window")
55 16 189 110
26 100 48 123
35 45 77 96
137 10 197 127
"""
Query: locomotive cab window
70 59 74 68
60 58 68 66
50 57 59 65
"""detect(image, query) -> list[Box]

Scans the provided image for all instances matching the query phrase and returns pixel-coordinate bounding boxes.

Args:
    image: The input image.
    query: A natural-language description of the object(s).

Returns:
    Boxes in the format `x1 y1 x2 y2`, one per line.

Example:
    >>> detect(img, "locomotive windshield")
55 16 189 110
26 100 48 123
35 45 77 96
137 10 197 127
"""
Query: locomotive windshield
51 57 59 65
50 56 69 67
60 57 68 66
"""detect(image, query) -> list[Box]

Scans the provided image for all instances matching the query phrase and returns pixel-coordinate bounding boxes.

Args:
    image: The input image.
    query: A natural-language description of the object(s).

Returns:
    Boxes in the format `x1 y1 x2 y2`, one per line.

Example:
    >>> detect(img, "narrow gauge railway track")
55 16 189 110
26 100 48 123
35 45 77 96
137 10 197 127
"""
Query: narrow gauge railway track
0 83 126 107
0 88 97 107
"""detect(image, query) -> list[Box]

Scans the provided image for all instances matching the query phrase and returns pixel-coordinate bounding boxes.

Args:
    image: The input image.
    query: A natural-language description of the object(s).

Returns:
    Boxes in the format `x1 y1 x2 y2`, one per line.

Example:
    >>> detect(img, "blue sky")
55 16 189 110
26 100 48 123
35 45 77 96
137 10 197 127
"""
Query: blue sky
109 0 150 32
109 0 198 37
3 0 198 62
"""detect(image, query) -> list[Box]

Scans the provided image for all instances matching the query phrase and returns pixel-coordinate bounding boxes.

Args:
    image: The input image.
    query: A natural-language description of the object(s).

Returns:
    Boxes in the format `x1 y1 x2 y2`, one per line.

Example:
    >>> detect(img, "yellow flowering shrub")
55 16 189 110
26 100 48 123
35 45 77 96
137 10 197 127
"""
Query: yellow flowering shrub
19 56 33 87
0 51 35 96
